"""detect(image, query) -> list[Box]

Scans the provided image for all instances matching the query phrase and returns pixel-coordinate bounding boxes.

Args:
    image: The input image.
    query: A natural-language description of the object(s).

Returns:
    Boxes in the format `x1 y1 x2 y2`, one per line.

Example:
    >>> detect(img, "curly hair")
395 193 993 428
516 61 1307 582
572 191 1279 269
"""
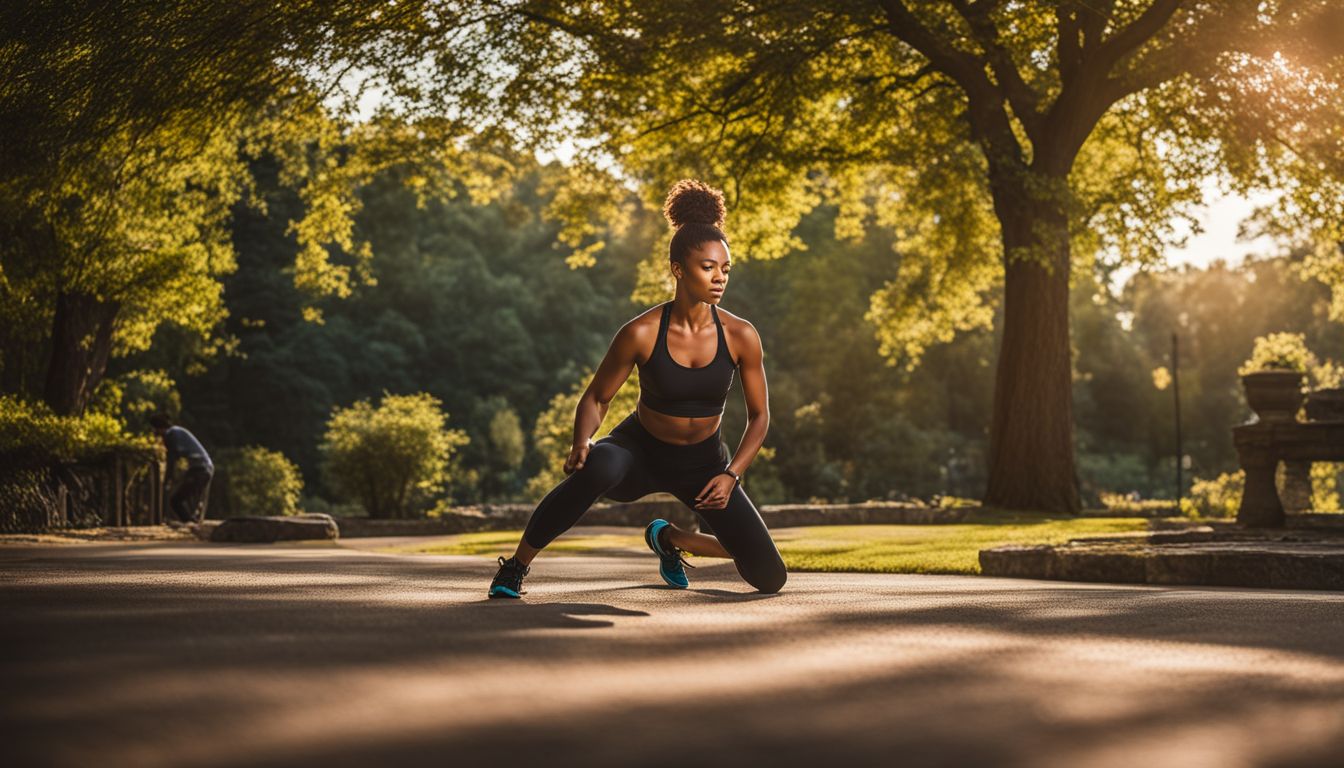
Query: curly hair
663 179 729 269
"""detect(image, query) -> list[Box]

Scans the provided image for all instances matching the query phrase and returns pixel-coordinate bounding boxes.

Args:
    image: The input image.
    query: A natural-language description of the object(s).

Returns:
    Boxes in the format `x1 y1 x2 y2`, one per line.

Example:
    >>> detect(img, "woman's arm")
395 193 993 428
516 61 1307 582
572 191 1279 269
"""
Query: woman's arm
572 320 645 449
728 320 769 479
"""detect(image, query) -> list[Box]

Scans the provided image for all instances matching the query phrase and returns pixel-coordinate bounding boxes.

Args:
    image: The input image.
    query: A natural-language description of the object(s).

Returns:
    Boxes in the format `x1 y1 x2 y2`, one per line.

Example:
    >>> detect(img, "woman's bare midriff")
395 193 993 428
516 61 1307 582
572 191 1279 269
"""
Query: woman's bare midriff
637 401 722 445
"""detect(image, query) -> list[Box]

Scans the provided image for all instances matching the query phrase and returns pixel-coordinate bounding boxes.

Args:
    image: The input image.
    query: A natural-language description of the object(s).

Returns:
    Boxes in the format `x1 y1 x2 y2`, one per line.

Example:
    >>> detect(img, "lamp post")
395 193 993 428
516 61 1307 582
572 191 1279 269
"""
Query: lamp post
1172 332 1183 507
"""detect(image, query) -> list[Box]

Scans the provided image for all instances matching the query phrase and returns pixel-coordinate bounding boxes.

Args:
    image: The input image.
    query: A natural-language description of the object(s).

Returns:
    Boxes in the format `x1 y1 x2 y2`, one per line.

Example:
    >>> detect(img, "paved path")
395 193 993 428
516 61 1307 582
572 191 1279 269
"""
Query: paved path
2 540 1343 768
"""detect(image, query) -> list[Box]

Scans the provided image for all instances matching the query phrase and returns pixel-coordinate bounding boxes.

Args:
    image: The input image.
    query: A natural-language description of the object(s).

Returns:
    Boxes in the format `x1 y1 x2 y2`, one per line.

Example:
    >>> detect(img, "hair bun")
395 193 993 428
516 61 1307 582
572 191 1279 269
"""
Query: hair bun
663 179 725 229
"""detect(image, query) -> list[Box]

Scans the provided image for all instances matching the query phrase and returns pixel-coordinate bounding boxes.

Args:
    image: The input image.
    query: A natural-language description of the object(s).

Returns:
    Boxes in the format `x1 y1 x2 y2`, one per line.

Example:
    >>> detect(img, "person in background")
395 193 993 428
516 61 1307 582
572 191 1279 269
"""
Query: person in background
149 414 214 524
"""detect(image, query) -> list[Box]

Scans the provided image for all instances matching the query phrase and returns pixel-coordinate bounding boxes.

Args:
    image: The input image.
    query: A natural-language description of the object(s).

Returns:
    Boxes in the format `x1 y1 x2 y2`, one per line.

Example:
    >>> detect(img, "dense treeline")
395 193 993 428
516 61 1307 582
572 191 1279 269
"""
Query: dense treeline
110 160 1340 509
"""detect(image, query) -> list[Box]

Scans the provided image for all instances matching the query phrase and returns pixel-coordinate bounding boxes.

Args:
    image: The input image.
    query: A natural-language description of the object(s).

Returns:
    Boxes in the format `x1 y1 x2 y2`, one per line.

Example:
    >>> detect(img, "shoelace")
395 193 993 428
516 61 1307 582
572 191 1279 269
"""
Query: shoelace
666 547 696 570
495 555 529 588
655 529 696 571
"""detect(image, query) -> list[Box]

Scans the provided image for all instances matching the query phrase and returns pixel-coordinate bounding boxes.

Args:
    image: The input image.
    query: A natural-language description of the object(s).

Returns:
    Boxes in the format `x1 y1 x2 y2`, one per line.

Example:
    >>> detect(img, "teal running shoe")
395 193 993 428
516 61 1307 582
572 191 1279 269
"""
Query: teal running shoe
644 518 695 589
488 555 529 599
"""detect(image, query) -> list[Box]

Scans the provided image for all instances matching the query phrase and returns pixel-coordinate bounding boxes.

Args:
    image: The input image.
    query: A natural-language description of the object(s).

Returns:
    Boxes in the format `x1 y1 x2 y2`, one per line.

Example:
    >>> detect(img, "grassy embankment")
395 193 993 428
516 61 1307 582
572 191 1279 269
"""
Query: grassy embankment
385 511 1150 575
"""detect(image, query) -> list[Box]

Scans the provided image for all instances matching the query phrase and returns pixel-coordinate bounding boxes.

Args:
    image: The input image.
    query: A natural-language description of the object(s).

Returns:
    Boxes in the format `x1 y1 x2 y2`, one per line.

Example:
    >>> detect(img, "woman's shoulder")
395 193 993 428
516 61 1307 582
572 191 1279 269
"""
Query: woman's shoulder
613 303 665 357
714 305 757 336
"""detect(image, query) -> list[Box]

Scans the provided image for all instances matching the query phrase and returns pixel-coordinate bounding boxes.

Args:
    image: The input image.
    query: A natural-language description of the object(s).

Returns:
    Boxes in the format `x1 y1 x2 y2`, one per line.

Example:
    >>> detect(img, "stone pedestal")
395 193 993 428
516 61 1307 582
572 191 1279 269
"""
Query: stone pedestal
1280 461 1314 514
1234 421 1344 527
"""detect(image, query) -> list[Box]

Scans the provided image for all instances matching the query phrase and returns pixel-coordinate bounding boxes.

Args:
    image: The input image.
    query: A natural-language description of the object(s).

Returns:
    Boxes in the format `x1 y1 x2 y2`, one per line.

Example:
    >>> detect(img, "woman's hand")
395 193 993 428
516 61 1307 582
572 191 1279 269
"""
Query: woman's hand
564 439 594 475
694 472 737 510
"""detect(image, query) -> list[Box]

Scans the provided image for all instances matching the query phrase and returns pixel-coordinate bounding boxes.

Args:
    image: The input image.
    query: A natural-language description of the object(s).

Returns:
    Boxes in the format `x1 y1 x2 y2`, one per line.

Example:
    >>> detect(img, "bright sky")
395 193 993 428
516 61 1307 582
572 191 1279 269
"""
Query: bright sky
1163 186 1281 269
1106 184 1282 295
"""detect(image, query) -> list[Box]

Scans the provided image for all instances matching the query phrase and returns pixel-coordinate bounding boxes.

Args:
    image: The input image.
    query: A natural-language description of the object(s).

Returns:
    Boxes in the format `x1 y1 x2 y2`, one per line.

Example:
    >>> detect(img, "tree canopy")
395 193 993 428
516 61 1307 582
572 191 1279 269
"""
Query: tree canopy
424 0 1344 511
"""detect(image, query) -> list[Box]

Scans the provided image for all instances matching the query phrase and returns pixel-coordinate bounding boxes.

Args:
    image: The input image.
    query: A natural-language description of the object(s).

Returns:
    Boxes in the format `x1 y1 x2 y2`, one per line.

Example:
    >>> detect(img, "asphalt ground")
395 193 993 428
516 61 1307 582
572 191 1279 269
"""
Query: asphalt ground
2 538 1343 768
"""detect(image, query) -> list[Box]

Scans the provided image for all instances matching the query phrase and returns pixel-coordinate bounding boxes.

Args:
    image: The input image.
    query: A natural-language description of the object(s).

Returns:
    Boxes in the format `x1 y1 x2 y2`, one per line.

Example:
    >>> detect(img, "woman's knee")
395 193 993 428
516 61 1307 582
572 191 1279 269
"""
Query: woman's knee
750 562 788 594
574 442 633 488
738 552 787 594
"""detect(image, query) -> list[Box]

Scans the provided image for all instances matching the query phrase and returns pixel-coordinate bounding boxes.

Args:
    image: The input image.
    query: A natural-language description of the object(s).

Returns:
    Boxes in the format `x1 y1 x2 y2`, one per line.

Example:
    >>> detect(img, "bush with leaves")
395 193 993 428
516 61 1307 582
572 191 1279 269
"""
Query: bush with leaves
215 446 303 518
320 393 468 519
1179 471 1245 519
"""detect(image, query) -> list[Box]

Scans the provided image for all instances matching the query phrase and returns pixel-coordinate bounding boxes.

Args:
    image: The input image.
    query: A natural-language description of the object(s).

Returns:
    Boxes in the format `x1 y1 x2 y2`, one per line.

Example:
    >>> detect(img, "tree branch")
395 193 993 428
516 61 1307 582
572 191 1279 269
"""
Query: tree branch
874 0 1023 169
1094 0 1184 72
873 0 992 101
949 0 1043 142
1055 2 1084 87
1102 2 1263 104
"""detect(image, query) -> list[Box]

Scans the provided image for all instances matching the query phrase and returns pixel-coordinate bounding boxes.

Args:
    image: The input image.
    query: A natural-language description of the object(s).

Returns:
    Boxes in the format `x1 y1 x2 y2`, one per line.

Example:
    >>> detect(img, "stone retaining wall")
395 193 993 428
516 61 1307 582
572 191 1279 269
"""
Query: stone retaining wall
979 527 1344 590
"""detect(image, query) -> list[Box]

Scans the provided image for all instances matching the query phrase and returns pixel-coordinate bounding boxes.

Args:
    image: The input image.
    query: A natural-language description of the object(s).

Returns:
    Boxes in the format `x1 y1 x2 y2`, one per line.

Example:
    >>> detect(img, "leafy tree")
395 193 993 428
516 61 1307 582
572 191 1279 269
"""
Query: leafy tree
0 1 511 416
320 392 469 519
174 159 643 494
438 1 1344 512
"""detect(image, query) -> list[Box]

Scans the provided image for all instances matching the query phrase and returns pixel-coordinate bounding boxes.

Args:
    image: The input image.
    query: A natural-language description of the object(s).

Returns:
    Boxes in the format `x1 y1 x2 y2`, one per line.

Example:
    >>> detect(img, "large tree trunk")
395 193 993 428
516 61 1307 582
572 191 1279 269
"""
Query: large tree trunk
983 181 1081 513
42 290 120 416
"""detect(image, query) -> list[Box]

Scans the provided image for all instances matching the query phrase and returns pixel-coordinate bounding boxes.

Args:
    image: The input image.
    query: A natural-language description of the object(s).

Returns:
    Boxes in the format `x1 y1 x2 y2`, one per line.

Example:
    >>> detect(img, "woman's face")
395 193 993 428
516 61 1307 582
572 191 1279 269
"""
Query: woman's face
675 239 731 303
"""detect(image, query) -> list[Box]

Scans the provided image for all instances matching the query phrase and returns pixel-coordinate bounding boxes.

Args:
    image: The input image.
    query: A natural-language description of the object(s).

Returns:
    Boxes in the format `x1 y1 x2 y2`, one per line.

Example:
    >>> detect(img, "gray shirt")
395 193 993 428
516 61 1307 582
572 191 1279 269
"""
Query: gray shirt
163 426 213 472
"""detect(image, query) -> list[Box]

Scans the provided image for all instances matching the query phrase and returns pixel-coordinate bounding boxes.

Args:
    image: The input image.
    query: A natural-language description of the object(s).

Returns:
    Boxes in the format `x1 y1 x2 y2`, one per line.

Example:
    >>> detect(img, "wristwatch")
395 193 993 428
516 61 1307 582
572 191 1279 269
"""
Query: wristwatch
719 468 741 486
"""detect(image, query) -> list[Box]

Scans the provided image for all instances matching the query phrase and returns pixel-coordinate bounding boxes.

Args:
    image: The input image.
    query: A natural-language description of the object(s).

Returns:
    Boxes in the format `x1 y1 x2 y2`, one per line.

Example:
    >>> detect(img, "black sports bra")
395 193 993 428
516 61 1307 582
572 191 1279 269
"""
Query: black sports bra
638 302 736 418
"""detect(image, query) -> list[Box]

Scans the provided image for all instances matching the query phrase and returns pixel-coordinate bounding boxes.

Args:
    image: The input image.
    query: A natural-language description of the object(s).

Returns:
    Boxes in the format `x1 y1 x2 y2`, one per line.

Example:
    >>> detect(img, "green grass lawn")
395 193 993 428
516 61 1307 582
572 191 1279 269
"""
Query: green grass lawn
383 511 1150 575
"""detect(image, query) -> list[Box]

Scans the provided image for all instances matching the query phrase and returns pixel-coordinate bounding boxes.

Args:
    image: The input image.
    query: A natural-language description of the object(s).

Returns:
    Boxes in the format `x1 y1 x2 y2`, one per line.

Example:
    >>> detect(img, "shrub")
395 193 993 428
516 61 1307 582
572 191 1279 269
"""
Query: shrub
320 392 469 519
1099 492 1177 515
1179 470 1244 519
216 446 303 518
1310 462 1343 513
0 395 152 465
0 396 156 532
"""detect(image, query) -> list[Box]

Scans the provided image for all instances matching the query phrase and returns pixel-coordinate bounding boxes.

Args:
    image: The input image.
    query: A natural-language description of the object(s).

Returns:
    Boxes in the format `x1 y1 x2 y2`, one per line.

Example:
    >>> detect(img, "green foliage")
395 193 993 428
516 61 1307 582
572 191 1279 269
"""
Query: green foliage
441 1 1344 371
178 161 642 498
0 395 152 466
1126 256 1343 475
320 392 469 519
936 495 982 509
215 446 304 518
1099 493 1177 515
1238 332 1318 375
1077 452 1154 501
0 2 522 412
90 369 182 431
1312 463 1343 513
1180 471 1245 519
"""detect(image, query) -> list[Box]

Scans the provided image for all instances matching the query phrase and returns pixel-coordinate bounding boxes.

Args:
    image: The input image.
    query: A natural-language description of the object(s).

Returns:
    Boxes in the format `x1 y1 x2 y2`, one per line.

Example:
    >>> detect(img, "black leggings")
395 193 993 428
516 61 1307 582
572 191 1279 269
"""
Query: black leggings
522 410 787 593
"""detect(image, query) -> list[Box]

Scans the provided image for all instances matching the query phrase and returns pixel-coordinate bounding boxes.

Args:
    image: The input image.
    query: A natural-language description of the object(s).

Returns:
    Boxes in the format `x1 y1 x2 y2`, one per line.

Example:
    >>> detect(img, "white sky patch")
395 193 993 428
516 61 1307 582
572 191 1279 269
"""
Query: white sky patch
1165 185 1281 269
1109 182 1283 295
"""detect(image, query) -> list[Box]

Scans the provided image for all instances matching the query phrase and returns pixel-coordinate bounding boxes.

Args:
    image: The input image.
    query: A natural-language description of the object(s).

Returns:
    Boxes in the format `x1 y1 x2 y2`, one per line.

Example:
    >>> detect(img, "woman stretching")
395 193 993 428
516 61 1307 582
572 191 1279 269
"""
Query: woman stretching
488 179 786 598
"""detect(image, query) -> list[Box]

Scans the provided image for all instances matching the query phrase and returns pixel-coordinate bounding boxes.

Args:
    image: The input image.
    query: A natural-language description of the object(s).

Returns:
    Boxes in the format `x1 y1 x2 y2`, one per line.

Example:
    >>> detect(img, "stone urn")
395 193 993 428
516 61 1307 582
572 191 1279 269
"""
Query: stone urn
1304 388 1344 422
1241 370 1305 423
